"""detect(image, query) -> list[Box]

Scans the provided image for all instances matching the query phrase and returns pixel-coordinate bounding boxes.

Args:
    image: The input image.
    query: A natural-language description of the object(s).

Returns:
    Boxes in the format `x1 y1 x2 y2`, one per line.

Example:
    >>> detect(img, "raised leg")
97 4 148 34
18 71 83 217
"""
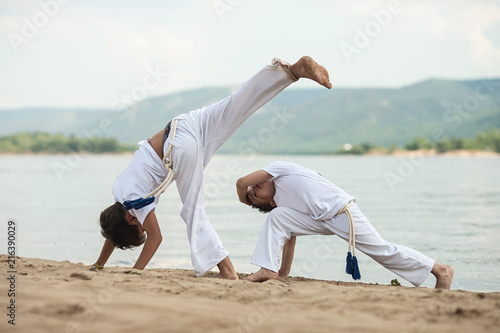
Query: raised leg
178 56 332 162
290 56 332 89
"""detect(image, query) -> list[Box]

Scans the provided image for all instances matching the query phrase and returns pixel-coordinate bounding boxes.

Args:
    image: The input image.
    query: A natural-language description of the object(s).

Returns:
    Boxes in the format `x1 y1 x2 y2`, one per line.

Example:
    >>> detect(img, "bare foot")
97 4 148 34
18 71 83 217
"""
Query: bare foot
243 268 279 282
431 263 454 289
290 56 332 89
216 256 239 280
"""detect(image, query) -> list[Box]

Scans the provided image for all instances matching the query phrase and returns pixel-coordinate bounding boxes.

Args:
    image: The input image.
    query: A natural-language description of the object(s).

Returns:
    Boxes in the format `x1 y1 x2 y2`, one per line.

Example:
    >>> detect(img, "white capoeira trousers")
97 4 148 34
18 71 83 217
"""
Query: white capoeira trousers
251 204 436 286
165 59 297 277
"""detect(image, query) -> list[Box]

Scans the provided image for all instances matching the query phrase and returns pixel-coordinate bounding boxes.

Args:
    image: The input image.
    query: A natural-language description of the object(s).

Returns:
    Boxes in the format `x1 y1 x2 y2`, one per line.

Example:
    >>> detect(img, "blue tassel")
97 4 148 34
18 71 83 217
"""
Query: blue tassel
123 197 155 210
351 256 361 280
345 252 353 274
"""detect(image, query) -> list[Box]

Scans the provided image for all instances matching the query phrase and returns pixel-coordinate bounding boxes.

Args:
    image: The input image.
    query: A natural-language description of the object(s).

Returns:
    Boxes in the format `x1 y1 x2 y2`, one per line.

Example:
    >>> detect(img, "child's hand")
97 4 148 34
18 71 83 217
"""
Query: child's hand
236 181 252 206
240 188 252 206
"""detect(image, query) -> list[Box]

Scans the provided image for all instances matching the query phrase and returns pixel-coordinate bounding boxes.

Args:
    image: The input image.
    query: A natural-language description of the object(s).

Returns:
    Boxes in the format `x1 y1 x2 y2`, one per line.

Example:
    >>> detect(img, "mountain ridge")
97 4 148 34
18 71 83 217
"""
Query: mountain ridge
1 77 499 154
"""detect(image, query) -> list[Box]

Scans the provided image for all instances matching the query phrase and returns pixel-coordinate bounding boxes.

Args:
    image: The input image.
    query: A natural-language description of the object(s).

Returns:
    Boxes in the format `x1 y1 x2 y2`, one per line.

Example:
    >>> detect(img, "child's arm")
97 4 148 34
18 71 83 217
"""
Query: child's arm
93 238 115 268
279 236 296 277
133 210 162 270
236 170 273 204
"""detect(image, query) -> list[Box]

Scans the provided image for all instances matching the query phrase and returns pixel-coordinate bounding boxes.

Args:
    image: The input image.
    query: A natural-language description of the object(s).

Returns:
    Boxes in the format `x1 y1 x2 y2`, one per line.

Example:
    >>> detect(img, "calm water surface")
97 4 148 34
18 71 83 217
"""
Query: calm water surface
0 154 499 292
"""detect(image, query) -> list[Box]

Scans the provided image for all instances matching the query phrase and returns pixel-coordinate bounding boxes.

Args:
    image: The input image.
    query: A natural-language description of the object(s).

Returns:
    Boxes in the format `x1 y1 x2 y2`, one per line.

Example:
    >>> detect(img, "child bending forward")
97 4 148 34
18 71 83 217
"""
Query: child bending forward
237 161 453 288
93 57 332 279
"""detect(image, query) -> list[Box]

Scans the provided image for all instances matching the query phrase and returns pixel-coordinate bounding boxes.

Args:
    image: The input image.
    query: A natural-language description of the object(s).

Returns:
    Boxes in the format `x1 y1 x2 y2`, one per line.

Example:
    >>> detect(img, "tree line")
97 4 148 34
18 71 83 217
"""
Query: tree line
403 128 500 153
339 128 500 154
0 132 134 154
0 129 499 154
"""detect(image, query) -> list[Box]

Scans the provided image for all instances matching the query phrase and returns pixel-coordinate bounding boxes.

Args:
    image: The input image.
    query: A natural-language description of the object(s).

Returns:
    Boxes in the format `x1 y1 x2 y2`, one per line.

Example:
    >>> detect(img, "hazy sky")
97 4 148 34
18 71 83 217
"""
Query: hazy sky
1 0 499 109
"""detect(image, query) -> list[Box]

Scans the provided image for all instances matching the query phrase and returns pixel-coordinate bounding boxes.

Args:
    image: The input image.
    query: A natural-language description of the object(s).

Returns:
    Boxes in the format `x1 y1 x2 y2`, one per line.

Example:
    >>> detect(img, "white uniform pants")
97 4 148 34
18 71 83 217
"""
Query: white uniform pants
251 204 435 286
166 59 296 276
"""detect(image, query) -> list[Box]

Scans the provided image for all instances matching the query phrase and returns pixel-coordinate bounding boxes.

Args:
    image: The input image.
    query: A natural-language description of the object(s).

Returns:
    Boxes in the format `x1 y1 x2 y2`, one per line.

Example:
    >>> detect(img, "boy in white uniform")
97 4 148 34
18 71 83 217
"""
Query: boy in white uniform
236 161 454 288
92 57 332 279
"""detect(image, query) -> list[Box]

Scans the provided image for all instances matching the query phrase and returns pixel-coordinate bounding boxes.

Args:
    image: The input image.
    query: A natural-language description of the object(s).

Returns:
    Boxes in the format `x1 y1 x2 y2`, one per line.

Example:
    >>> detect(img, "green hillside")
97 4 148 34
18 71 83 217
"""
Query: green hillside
1 78 499 154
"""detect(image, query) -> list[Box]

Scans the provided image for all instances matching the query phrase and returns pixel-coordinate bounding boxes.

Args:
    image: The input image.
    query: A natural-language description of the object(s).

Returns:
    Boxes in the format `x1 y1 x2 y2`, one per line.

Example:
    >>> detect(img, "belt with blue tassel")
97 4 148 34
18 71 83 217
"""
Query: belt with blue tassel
337 200 361 280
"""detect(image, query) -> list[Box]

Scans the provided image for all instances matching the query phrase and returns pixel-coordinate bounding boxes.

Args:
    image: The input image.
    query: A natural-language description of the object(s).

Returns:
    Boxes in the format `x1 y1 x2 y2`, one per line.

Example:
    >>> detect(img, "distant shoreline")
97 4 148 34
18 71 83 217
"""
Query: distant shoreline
1 149 499 157
365 149 500 158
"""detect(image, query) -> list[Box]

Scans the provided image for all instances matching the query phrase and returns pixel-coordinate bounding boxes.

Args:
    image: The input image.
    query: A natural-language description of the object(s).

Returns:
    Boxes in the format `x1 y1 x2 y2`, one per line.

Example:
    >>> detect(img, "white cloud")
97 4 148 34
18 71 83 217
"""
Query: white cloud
0 12 209 108
1 0 500 108
406 1 500 65
455 2 500 74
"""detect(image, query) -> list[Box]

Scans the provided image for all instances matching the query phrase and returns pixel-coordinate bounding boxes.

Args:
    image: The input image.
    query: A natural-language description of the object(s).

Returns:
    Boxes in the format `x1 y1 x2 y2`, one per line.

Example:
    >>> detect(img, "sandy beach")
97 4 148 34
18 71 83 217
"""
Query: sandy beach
366 149 500 158
1 255 499 333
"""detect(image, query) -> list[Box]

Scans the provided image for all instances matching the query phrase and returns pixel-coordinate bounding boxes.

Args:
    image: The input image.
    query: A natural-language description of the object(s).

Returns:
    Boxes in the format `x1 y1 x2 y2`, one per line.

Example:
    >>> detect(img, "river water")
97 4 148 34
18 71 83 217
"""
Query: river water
1 153 499 292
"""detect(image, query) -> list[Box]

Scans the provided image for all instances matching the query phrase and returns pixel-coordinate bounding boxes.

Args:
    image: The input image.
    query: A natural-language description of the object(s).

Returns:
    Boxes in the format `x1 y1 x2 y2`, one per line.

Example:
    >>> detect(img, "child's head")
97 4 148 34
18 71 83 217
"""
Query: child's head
246 180 277 213
99 202 146 249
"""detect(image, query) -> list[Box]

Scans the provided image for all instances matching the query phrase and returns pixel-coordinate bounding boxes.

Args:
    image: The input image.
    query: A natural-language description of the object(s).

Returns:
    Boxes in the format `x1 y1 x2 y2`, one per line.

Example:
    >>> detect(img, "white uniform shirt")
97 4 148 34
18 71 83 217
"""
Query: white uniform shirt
112 139 168 224
263 161 355 221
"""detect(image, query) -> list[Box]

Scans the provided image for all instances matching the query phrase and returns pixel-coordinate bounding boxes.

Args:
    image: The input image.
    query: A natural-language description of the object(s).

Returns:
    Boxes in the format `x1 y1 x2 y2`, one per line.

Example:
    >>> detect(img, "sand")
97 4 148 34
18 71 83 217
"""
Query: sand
1 255 499 333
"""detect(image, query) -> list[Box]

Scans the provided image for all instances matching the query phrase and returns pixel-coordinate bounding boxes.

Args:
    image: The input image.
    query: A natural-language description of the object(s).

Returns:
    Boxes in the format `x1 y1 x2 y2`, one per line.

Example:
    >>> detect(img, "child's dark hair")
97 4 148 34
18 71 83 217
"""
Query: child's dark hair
99 202 146 250
247 193 276 213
